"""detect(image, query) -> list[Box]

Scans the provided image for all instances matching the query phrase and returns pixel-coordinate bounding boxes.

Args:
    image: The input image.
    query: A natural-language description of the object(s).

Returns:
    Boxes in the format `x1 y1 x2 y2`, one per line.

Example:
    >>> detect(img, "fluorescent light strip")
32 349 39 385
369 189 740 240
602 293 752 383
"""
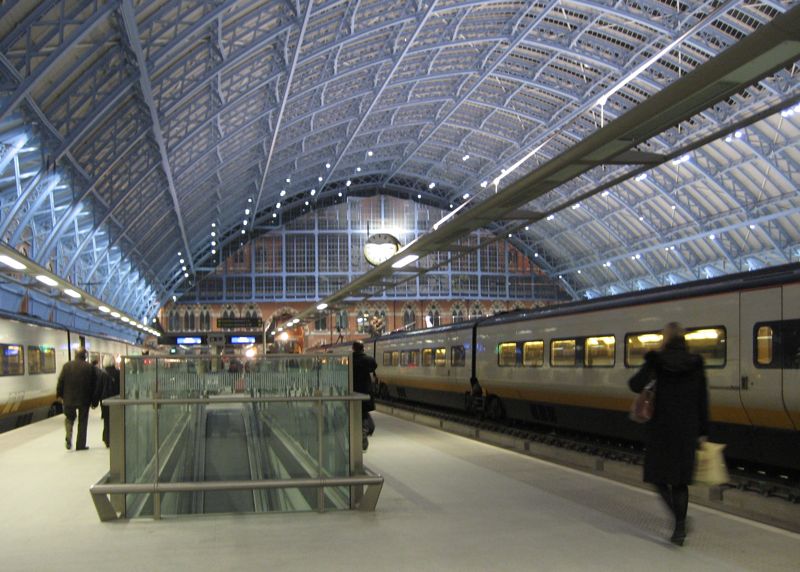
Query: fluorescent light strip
595 0 735 108
35 275 59 287
392 254 419 269
63 288 82 299
0 255 27 270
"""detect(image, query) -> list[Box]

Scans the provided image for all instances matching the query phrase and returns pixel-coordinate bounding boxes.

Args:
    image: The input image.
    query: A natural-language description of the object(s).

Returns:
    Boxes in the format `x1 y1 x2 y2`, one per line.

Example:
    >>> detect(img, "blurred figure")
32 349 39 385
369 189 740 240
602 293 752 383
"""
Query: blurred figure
100 355 120 448
56 349 98 451
629 322 709 546
352 341 377 451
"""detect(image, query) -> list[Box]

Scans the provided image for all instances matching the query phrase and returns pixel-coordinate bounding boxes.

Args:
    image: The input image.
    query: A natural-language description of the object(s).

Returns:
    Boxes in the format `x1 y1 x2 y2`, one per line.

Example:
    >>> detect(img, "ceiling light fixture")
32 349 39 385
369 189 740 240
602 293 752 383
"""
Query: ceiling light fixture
392 254 419 269
35 275 58 287
0 255 27 270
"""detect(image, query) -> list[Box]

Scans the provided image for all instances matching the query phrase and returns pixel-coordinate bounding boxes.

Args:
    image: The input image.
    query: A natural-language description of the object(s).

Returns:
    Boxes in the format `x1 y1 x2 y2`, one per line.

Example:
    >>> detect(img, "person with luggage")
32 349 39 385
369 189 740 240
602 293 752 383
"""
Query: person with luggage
352 341 377 451
628 322 709 546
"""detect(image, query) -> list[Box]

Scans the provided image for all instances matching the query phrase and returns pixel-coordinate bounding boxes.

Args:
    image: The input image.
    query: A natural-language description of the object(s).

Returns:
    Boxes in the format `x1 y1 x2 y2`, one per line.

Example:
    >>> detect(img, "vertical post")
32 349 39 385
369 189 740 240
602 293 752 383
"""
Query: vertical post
317 397 325 512
153 357 161 520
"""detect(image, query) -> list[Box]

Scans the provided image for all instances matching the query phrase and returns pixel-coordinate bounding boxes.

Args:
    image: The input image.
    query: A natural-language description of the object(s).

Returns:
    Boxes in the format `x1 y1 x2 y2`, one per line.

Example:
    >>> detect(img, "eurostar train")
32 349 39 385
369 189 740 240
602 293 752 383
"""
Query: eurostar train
342 264 800 472
0 315 139 433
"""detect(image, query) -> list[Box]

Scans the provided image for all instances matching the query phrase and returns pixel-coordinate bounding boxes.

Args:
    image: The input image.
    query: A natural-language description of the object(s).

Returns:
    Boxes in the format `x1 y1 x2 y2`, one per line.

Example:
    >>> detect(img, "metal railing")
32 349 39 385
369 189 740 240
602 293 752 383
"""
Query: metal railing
90 355 383 520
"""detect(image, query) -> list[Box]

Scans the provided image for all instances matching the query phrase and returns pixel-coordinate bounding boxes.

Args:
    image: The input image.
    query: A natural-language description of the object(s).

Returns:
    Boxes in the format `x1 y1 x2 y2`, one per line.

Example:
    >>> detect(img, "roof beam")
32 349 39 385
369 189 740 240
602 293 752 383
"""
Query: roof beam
250 0 315 227
120 0 195 273
386 0 560 182
0 2 116 123
316 0 441 193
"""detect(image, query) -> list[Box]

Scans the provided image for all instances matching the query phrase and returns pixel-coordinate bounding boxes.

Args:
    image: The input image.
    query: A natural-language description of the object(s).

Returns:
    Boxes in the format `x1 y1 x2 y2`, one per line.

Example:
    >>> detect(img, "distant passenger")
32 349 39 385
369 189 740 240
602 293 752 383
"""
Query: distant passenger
628 322 709 546
56 349 99 451
100 356 120 448
352 341 377 451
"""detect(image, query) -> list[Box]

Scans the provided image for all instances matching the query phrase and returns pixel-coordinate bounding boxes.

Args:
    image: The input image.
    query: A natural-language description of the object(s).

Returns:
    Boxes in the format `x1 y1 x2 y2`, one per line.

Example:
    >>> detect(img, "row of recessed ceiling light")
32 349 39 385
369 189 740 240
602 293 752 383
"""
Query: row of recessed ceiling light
0 252 159 337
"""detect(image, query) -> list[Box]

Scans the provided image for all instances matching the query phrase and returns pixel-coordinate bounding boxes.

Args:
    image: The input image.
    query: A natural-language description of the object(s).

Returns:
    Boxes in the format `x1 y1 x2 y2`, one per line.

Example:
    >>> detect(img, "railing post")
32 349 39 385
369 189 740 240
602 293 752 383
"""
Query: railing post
153 357 161 520
317 395 324 512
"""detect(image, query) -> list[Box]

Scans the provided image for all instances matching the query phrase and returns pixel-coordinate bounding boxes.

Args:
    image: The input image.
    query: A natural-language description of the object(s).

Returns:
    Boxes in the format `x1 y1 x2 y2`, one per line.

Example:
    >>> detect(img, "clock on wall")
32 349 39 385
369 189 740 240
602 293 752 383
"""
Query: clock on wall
363 233 401 266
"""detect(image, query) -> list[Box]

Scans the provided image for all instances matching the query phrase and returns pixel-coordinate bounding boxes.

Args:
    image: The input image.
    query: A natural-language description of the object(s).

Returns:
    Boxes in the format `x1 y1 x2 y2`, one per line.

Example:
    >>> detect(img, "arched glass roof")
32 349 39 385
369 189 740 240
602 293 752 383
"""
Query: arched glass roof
1 0 799 323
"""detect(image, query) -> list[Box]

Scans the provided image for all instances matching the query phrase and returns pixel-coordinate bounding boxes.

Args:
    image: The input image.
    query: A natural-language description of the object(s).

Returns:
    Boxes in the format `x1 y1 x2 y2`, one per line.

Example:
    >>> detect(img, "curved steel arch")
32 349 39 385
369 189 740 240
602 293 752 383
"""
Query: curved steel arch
1 0 798 321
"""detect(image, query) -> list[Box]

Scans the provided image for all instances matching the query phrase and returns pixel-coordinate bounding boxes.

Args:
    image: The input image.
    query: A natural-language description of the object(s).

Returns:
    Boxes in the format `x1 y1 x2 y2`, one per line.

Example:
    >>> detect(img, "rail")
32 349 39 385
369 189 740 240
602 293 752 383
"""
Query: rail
92 355 383 520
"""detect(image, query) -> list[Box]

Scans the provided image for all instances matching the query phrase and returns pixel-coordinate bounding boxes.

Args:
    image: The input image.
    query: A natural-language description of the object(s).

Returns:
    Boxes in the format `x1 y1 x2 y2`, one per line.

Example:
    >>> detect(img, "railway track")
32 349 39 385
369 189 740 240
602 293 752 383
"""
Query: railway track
375 398 800 532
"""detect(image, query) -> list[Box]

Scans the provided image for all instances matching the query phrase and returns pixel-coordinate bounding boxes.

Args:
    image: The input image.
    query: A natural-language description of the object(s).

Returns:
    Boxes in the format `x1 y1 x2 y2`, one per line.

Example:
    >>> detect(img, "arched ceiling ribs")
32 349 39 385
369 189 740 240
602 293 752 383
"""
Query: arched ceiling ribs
315 0 442 194
119 0 195 273
0 2 116 124
557 203 800 280
386 0 562 182
457 0 745 196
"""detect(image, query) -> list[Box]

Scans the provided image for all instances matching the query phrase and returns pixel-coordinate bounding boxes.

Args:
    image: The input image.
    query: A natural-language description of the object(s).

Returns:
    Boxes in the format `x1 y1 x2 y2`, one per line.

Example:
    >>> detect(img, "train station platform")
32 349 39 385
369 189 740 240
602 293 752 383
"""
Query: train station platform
1 410 798 571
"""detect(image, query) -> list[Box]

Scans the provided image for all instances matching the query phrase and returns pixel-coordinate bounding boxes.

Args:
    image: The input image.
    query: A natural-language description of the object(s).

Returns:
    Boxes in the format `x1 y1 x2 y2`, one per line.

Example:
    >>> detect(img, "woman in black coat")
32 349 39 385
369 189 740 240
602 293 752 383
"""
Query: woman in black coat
629 322 709 546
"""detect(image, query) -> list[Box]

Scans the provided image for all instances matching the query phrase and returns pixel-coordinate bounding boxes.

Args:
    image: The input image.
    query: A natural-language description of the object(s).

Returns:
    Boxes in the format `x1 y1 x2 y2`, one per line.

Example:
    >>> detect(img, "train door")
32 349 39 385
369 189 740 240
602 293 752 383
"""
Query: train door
739 289 793 429
782 284 800 429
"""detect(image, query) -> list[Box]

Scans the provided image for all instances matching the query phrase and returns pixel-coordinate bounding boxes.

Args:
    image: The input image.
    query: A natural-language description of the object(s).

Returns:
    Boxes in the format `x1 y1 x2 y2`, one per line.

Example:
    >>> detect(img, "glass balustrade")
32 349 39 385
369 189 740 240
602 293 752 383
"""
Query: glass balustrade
96 354 378 519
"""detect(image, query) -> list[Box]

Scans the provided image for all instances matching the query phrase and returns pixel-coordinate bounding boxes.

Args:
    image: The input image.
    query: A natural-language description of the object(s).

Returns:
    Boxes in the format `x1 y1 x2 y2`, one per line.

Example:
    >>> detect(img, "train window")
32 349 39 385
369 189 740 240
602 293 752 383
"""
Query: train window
383 351 393 367
434 348 447 367
391 351 399 367
451 345 465 367
28 345 56 374
0 344 24 376
550 339 576 367
782 320 800 369
400 351 410 367
685 327 726 367
522 341 544 367
422 348 434 367
585 336 615 367
409 350 420 367
625 332 663 367
755 326 773 366
498 342 518 367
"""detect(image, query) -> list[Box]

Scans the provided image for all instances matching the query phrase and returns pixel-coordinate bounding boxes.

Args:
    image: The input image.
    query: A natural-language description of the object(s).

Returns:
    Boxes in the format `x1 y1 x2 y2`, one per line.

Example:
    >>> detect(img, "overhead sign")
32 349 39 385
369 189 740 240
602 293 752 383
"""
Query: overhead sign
176 337 202 345
217 317 263 329
230 336 256 344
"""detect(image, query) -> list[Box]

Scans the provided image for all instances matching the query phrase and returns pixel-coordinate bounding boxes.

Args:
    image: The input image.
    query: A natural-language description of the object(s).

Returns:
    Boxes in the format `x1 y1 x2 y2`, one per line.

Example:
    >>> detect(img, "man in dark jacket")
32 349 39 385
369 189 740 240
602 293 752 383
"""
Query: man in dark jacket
56 349 98 451
100 355 120 448
352 341 377 451
629 322 709 546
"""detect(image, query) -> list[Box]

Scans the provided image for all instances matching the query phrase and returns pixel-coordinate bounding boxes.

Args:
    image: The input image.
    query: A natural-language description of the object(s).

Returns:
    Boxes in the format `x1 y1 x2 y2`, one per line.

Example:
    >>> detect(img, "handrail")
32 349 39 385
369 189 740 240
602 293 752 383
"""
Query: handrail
104 392 371 406
91 473 384 494
89 468 384 521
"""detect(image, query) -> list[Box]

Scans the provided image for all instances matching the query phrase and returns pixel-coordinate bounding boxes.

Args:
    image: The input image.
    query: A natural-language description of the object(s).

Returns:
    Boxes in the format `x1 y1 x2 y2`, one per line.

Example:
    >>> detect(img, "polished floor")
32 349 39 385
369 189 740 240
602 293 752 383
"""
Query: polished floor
1 410 798 571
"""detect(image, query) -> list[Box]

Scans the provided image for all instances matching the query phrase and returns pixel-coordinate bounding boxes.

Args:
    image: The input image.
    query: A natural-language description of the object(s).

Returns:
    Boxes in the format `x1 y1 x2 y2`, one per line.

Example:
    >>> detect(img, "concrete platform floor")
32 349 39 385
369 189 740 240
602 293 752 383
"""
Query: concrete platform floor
1 410 799 571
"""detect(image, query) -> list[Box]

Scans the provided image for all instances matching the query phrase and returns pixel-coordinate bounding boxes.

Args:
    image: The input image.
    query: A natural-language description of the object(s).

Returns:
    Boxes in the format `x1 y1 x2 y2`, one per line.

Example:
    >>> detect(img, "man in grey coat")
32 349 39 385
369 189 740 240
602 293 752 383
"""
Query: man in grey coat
56 348 98 451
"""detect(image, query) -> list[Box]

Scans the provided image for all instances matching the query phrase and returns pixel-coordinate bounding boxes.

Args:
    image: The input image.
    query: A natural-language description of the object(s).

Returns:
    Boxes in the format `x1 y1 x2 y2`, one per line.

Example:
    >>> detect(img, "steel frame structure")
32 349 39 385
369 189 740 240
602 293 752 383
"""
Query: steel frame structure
0 0 798 330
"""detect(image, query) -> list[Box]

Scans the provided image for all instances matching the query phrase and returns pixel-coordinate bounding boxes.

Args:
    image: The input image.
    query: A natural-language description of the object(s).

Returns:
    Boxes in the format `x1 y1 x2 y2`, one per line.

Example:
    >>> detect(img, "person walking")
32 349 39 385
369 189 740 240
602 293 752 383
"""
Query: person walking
56 348 99 451
352 341 377 451
628 322 709 546
100 355 120 448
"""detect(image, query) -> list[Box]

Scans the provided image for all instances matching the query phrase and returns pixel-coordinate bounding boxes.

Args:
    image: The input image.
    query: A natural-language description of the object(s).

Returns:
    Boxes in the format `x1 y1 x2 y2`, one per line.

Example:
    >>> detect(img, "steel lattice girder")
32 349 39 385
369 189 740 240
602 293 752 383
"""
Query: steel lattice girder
0 0 798 316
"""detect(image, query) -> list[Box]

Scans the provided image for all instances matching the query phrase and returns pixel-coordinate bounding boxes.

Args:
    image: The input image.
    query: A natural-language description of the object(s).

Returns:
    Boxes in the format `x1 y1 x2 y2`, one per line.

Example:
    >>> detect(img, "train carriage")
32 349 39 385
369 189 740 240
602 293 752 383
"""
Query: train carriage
0 316 140 433
364 264 800 472
375 324 473 409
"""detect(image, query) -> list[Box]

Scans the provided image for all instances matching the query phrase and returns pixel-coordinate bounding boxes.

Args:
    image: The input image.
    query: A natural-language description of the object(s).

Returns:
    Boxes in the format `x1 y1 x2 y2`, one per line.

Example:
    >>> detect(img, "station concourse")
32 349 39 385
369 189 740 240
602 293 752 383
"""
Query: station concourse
1 409 798 571
2 3 800 570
